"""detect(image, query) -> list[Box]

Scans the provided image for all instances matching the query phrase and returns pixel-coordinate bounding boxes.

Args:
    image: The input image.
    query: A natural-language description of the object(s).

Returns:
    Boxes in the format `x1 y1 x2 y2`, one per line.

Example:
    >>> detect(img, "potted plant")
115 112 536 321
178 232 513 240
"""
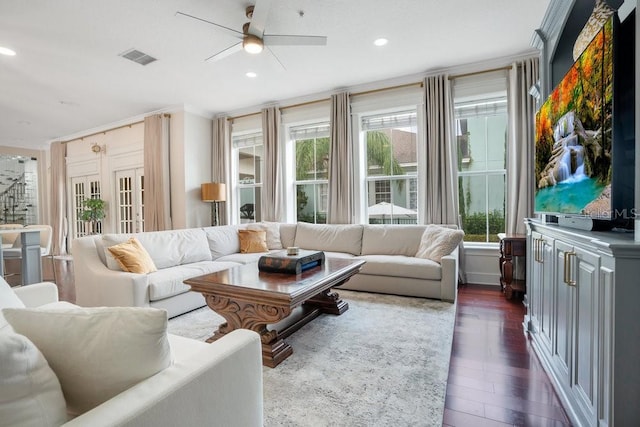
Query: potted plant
80 198 106 234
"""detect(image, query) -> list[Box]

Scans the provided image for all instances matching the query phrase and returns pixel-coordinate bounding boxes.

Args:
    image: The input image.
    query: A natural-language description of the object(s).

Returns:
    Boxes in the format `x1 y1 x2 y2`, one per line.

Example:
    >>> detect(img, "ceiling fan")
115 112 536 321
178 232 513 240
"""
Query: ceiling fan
176 0 327 63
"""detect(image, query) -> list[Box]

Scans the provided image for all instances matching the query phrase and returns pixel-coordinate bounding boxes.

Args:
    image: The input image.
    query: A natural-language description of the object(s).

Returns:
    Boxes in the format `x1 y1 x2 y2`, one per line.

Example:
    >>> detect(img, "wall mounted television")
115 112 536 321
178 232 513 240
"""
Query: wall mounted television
534 11 635 230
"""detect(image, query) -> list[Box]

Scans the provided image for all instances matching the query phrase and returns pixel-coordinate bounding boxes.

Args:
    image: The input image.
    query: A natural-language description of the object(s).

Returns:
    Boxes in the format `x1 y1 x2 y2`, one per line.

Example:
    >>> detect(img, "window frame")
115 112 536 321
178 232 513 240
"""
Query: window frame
231 130 264 224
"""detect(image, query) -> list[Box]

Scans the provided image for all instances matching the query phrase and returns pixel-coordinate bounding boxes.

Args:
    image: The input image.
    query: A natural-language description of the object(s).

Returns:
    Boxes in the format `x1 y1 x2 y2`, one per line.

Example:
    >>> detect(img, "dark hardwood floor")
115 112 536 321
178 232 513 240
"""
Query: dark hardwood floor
444 284 571 426
43 258 571 426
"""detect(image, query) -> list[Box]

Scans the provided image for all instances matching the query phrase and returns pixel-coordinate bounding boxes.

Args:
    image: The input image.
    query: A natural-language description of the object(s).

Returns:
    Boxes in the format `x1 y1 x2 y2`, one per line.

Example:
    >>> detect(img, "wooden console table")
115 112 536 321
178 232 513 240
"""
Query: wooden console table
498 233 526 299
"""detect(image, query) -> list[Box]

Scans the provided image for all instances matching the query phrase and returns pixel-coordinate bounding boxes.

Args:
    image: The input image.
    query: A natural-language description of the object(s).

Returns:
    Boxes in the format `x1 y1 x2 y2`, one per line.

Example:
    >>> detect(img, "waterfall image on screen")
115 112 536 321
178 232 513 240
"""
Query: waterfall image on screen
534 17 613 217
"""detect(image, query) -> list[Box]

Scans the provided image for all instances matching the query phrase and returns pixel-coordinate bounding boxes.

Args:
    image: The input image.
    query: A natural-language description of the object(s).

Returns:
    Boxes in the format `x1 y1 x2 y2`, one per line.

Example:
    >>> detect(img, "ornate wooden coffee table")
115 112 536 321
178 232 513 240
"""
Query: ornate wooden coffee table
184 258 365 367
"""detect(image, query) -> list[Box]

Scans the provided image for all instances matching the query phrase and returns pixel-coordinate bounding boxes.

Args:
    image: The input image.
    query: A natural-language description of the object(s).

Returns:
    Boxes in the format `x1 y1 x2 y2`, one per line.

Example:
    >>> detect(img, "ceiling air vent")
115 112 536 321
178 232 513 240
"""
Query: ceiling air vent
119 49 157 66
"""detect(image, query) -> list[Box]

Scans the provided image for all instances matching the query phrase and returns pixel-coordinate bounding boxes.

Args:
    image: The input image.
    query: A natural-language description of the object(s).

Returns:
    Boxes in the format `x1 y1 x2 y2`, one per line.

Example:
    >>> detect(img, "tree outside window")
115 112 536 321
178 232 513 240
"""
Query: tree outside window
362 110 418 225
293 123 330 224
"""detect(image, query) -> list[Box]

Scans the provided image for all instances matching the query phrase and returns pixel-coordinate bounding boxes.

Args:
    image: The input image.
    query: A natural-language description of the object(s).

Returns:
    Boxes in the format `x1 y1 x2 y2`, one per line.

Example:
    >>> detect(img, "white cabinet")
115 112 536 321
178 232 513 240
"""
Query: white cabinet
525 219 640 427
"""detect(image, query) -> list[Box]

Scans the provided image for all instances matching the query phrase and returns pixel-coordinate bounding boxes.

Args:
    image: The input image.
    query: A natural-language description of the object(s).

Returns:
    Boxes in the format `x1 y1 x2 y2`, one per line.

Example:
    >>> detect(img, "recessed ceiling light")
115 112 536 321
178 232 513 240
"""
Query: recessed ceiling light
246 71 257 78
373 38 388 47
0 46 17 56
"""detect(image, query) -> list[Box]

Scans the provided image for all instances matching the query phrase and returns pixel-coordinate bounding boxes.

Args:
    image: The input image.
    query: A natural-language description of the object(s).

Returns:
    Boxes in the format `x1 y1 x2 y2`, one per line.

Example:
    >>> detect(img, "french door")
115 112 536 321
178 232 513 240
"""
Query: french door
70 175 101 239
115 168 144 233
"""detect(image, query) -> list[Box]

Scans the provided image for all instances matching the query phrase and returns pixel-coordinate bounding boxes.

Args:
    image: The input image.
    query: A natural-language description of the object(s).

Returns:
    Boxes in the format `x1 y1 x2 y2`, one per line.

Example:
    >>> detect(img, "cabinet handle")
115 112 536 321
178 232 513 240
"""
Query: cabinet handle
535 238 543 263
564 251 577 286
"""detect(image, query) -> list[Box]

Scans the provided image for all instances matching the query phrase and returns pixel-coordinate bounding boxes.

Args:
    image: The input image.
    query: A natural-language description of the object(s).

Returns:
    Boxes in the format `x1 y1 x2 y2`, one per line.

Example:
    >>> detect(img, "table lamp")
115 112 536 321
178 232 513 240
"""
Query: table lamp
201 183 226 226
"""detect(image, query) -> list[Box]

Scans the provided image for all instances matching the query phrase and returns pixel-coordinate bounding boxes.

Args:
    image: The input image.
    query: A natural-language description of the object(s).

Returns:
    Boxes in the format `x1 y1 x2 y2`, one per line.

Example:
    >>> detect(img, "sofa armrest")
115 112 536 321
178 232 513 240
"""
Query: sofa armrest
73 237 150 308
14 282 59 307
63 329 263 427
440 247 459 303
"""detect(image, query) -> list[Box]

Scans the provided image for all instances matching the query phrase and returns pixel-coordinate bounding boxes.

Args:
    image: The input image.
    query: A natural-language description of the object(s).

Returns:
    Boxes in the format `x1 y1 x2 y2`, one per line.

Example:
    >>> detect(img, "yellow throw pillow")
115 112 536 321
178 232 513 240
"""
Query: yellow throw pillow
238 229 269 253
107 237 157 274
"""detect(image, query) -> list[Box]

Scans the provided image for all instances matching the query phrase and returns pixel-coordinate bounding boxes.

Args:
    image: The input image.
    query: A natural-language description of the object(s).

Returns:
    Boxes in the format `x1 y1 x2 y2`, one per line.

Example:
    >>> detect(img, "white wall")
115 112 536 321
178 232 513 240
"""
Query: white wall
464 244 501 285
183 112 212 228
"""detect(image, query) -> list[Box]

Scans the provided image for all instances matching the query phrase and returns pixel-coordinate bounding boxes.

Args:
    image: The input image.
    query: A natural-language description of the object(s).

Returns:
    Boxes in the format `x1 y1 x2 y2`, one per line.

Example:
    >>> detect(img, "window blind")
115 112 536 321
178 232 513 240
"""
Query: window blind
232 132 263 148
361 111 417 131
289 123 330 140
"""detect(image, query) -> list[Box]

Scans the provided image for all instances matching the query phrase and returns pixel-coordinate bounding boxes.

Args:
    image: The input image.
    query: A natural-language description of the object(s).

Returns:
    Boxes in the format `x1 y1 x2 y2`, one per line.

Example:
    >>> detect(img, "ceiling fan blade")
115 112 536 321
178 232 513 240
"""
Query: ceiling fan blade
263 35 327 46
175 11 243 39
205 42 243 62
248 0 272 36
266 46 286 71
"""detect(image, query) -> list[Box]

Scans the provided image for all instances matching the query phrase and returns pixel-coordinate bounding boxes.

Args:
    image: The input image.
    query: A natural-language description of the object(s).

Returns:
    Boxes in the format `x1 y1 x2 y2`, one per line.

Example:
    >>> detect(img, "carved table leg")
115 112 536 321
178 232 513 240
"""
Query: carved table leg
203 294 293 367
305 289 349 315
503 259 514 300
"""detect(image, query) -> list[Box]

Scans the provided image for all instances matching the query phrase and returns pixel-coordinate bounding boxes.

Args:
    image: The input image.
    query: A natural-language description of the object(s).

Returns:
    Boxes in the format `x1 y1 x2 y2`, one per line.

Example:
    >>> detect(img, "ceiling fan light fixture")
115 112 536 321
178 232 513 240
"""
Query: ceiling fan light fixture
243 34 264 54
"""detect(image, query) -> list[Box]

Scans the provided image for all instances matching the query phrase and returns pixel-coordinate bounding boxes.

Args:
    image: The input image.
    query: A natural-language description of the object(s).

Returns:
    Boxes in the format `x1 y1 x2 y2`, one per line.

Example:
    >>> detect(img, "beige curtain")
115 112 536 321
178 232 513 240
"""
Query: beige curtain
423 74 459 224
212 116 230 225
143 114 171 231
507 58 539 235
423 74 465 283
261 106 284 222
50 142 67 255
327 91 353 224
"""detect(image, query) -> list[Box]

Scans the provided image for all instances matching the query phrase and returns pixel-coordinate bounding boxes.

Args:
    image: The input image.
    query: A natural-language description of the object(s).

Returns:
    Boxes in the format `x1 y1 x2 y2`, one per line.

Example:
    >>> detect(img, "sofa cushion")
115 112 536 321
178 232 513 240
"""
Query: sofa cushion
103 228 212 270
0 331 68 427
147 261 241 302
216 252 274 265
416 225 464 263
107 237 158 274
0 277 25 331
204 225 245 259
361 225 428 256
247 221 283 249
238 229 269 253
356 255 442 280
294 222 363 256
3 306 172 417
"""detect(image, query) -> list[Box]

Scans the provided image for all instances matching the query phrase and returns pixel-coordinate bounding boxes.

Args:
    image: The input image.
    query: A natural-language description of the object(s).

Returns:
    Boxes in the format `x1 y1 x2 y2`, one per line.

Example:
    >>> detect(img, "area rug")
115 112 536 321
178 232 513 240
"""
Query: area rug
168 290 456 426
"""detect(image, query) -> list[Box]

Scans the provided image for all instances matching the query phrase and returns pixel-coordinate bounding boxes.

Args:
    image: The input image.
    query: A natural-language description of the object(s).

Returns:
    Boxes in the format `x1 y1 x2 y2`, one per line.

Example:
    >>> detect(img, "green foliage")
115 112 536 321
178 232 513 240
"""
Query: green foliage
461 209 504 242
80 198 106 222
295 137 330 180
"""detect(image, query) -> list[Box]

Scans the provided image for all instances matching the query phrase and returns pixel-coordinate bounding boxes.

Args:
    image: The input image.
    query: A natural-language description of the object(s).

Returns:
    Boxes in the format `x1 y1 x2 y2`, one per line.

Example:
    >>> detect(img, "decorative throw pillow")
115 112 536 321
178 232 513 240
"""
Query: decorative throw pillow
238 229 269 253
107 237 157 274
0 332 68 427
415 225 465 263
247 221 283 249
3 306 172 416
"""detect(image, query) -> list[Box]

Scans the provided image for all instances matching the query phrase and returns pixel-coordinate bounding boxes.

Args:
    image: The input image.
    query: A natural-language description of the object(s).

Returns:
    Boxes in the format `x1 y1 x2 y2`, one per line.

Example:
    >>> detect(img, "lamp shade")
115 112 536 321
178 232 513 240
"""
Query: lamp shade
201 183 226 202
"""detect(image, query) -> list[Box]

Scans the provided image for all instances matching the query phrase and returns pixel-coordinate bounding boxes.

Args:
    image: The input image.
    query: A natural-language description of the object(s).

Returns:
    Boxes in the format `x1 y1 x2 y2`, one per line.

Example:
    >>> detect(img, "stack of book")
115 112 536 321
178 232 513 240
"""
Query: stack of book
258 250 325 274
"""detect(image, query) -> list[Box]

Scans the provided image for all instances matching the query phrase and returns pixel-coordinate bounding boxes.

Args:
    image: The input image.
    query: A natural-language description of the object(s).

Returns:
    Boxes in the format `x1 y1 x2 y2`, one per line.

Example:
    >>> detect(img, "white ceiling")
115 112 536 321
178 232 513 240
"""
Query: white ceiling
0 0 550 150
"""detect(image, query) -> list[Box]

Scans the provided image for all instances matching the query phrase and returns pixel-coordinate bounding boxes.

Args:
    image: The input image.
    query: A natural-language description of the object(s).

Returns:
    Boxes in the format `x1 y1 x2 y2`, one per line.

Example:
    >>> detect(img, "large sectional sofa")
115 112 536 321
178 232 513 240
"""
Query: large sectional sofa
73 222 460 318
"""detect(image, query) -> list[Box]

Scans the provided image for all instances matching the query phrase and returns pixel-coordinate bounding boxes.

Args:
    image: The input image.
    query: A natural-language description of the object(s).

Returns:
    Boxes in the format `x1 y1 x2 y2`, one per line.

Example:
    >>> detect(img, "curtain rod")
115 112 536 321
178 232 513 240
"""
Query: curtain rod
448 66 512 80
227 81 424 122
60 113 171 144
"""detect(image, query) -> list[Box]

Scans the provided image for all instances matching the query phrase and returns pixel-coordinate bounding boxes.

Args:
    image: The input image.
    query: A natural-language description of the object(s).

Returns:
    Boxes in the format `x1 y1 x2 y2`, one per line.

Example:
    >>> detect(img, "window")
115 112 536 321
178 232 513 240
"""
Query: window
361 110 418 224
292 123 330 224
233 132 263 223
454 95 507 242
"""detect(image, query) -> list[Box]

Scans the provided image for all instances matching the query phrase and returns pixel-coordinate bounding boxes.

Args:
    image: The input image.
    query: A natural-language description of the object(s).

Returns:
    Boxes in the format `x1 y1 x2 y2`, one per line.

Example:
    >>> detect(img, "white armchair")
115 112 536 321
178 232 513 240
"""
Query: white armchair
0 278 264 427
